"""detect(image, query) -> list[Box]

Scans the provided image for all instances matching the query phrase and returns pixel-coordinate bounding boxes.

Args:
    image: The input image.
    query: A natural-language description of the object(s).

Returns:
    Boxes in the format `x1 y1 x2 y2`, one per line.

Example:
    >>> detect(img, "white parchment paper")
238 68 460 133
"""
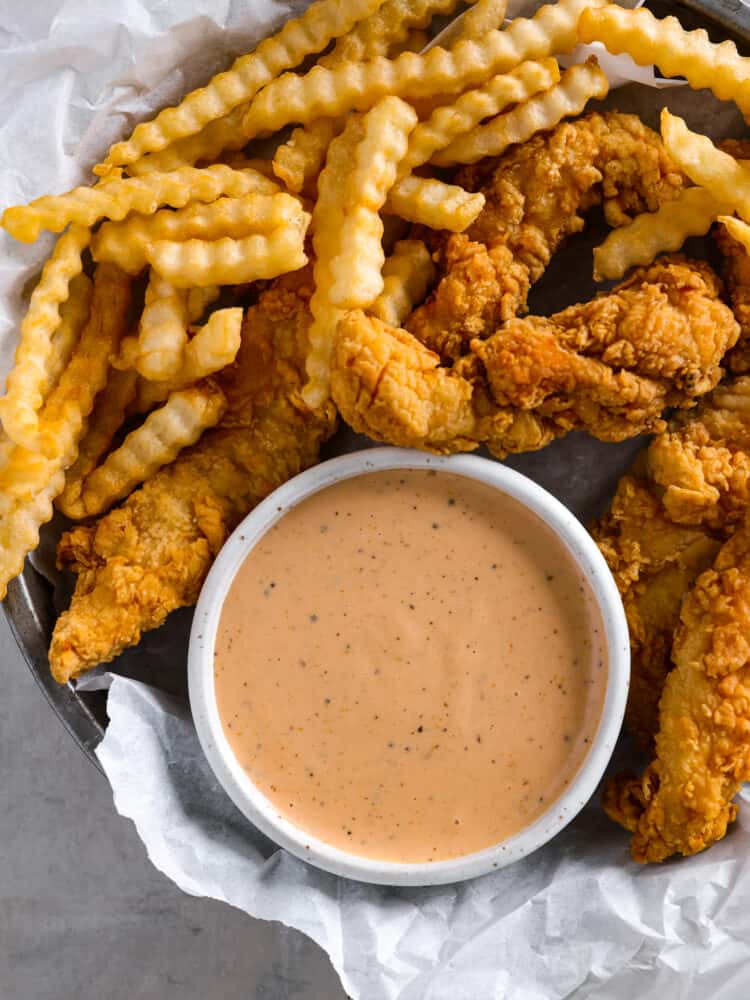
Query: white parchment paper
3 2 749 997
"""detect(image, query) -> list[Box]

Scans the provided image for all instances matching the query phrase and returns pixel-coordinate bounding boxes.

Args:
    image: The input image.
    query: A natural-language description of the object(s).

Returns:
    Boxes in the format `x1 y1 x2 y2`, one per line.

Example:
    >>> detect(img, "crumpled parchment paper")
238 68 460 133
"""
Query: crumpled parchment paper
3 2 750 998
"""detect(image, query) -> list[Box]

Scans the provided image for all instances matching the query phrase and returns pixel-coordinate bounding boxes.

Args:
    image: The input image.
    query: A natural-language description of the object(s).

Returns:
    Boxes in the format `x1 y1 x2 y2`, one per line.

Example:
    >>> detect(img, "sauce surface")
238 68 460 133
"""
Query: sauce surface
215 469 607 863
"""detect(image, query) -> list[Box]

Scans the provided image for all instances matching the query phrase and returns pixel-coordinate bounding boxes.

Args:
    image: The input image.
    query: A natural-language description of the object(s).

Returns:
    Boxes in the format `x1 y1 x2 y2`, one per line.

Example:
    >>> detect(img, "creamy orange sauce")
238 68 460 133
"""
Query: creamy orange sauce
215 470 607 863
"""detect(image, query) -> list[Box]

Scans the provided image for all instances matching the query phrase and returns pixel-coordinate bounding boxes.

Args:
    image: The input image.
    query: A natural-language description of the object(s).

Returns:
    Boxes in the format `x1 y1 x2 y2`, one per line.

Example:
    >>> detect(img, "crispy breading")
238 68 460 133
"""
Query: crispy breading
591 475 720 751
474 258 738 440
603 520 750 862
646 377 750 531
49 271 336 682
332 258 737 459
408 111 686 358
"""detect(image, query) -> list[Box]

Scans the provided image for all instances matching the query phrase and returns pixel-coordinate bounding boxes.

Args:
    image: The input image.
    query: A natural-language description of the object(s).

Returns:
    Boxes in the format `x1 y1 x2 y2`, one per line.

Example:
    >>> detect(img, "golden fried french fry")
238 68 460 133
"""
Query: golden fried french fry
390 28 431 55
593 188 729 281
385 176 485 231
183 308 243 378
186 286 221 325
146 218 310 288
0 264 131 597
125 107 250 177
272 118 345 194
329 98 417 308
459 0 509 39
79 383 227 517
134 308 243 412
3 165 278 244
272 0 458 195
133 308 241 412
92 191 298 274
241 0 601 139
303 99 418 405
137 273 189 381
369 240 436 326
96 0 385 173
661 111 750 222
42 273 93 400
718 215 750 253
0 225 90 450
324 0 459 65
579 4 750 116
56 367 139 520
398 59 560 175
433 58 609 166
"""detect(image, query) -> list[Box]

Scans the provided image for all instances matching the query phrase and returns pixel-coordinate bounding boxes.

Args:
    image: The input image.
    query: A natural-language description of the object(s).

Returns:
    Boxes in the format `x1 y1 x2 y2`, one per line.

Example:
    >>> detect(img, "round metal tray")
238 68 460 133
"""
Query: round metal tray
4 0 750 767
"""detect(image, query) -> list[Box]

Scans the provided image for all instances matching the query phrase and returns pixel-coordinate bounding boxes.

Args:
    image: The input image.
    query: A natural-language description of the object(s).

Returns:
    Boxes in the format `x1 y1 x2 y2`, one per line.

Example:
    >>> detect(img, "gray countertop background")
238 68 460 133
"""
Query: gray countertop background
0 611 346 1000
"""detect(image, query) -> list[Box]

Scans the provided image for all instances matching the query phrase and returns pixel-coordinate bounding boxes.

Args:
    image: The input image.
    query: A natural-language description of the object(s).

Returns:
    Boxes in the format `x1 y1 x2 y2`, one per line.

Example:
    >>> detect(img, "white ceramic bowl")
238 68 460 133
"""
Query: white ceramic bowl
189 448 630 886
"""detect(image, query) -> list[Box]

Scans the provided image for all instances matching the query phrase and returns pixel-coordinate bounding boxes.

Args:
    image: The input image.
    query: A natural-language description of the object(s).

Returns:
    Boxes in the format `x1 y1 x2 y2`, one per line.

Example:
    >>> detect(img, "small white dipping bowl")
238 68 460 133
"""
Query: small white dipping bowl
189 447 629 886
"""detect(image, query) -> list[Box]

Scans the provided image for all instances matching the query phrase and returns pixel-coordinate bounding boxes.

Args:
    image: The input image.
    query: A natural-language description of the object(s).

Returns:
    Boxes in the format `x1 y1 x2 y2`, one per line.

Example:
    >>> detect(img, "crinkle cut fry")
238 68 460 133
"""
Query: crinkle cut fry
397 59 561 175
57 367 139 520
131 308 243 412
579 4 750 116
3 165 278 244
96 0 386 172
240 0 604 139
369 240 436 327
302 98 417 407
594 187 728 281
0 264 132 599
272 0 461 192
385 176 485 232
432 58 610 166
91 191 302 276
136 272 189 381
146 222 310 288
604 520 750 862
48 275 337 682
79 382 227 517
0 225 90 451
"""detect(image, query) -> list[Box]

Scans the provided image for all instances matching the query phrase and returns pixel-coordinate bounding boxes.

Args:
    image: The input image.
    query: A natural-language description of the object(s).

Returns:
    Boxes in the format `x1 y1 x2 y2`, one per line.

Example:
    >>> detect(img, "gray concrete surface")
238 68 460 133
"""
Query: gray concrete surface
0 611 346 1000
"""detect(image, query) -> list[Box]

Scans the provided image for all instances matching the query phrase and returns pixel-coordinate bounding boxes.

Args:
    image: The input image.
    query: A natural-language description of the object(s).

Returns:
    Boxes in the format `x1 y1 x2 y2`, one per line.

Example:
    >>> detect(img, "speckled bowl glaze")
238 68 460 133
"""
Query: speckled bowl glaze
188 448 630 886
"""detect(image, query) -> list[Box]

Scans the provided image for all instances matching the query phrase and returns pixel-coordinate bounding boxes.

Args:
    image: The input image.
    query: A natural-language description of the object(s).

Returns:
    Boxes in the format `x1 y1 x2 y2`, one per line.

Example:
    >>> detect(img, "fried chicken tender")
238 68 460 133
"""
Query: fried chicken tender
647 377 750 532
49 272 336 683
408 111 686 358
474 258 738 440
331 311 559 457
594 377 750 754
333 259 738 457
592 474 720 752
603 520 750 862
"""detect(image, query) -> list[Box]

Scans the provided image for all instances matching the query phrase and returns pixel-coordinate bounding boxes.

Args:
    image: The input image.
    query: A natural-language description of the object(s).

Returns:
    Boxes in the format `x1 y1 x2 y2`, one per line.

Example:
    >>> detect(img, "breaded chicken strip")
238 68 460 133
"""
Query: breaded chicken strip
594 378 750 753
592 474 720 752
49 273 336 683
647 377 750 531
474 258 738 441
332 311 559 457
408 111 686 359
333 259 738 457
603 520 750 862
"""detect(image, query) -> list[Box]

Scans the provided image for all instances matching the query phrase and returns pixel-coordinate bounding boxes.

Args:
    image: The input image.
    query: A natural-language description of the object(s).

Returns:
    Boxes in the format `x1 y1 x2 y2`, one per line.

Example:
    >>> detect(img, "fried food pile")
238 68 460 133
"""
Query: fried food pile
593 377 750 861
6 0 750 865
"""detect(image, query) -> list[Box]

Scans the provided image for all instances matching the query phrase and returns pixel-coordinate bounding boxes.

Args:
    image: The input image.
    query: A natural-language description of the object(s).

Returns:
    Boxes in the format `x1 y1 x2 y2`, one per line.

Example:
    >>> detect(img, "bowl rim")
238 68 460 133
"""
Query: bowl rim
188 447 630 886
